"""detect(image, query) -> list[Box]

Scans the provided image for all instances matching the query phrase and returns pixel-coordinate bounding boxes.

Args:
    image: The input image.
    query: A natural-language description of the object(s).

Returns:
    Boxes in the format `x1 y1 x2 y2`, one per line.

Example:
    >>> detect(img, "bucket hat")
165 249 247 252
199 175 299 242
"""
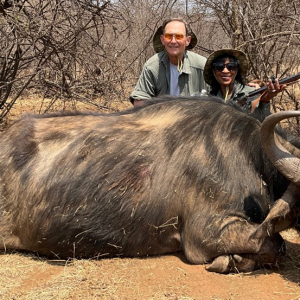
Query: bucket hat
203 49 249 85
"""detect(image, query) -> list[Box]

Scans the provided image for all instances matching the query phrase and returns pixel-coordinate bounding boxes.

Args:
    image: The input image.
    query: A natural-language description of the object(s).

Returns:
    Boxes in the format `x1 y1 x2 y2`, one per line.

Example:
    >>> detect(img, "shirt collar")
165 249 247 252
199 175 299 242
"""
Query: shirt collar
161 50 190 74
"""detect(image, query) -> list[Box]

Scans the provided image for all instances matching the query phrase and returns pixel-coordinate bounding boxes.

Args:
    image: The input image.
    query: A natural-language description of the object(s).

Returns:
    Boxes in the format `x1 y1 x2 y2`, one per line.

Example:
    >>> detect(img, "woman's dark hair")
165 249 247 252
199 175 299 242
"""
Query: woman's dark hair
209 54 245 96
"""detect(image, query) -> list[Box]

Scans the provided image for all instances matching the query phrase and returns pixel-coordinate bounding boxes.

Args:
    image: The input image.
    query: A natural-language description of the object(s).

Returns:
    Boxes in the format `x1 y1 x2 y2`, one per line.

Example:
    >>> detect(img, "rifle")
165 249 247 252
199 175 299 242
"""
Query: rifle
237 72 300 106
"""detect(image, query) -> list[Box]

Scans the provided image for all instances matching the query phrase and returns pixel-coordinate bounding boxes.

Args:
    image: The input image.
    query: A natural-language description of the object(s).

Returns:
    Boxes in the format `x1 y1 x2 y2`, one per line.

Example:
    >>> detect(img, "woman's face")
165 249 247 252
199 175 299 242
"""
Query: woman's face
213 58 238 87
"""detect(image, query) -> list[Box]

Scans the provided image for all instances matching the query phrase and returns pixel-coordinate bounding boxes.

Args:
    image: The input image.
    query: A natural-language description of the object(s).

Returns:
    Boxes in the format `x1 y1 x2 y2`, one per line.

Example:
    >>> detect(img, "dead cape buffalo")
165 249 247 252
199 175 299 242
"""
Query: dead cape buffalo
0 96 299 274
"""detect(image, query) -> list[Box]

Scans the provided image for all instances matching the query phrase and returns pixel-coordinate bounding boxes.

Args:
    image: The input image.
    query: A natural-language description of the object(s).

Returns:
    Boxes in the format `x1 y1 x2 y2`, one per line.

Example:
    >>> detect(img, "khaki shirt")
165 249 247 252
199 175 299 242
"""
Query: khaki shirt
129 50 209 103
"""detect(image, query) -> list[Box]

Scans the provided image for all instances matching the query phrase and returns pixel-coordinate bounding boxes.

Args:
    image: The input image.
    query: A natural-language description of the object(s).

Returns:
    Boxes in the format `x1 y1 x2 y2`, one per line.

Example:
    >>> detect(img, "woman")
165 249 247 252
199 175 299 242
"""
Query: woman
203 49 286 121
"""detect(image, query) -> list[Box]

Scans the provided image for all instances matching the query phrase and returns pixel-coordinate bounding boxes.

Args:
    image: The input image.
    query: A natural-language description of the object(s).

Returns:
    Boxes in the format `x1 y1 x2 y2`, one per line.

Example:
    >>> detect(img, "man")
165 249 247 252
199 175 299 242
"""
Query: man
129 18 209 106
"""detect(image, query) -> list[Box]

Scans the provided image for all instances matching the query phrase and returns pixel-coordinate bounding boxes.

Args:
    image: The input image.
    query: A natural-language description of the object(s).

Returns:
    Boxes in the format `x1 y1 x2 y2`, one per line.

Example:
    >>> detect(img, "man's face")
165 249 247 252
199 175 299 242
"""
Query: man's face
160 21 191 62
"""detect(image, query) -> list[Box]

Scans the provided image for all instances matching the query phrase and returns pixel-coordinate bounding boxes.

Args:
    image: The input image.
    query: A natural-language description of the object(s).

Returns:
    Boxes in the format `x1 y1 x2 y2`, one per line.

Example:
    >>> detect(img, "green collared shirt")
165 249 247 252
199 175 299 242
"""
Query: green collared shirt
129 50 209 103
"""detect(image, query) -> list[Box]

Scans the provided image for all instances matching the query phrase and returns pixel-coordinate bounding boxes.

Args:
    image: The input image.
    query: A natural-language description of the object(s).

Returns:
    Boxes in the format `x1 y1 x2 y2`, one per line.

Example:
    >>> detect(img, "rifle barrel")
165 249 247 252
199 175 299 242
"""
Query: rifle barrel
247 72 300 98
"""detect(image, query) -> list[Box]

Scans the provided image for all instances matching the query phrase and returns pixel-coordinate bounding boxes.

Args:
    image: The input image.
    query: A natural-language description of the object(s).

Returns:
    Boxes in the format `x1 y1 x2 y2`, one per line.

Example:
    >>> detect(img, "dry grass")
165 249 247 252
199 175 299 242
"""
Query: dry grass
4 95 132 124
1 241 300 300
0 253 201 300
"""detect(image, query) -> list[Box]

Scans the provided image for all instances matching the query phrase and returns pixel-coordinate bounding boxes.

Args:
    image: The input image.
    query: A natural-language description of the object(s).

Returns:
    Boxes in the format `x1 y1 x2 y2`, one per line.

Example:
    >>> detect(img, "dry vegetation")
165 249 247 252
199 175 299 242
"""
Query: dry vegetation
1 1 300 299
1 229 300 300
1 0 300 121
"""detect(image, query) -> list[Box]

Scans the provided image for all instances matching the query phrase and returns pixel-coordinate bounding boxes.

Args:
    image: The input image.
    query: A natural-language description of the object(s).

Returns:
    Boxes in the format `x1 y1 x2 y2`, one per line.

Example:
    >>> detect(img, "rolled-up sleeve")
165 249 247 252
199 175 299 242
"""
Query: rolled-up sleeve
129 52 169 104
129 65 155 103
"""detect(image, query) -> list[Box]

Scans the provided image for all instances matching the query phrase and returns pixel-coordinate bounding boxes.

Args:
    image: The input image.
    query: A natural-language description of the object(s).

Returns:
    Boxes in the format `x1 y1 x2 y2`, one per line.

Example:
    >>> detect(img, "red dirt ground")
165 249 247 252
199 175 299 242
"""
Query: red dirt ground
1 229 300 299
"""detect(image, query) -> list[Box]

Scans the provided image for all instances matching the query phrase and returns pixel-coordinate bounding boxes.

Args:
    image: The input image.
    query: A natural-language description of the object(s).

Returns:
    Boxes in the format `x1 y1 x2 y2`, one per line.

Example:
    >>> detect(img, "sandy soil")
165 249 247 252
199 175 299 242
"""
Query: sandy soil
1 97 300 300
1 229 300 300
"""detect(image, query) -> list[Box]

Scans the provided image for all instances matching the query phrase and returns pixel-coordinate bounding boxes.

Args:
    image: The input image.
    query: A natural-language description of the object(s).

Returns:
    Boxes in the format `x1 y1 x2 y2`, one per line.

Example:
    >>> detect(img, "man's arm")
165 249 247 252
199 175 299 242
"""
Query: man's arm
129 65 157 105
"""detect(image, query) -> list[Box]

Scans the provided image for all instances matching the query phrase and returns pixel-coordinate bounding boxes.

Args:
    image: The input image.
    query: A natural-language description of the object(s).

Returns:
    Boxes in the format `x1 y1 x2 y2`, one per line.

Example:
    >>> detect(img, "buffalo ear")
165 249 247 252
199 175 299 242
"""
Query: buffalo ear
251 198 297 239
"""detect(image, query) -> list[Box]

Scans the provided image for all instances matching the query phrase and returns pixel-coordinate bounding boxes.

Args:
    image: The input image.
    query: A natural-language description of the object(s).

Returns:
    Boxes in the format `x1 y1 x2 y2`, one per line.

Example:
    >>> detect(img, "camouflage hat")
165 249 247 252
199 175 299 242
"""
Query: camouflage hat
152 25 197 53
203 49 249 85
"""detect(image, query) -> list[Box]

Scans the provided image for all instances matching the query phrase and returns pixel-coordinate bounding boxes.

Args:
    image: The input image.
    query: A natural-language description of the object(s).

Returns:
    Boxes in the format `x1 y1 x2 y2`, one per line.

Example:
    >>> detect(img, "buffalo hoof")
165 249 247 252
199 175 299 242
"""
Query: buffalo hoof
205 254 258 274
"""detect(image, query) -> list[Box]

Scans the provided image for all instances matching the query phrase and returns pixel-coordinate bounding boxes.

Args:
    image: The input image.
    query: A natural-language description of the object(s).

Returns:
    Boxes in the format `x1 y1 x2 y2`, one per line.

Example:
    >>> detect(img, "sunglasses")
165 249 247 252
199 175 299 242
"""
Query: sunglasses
163 33 185 41
213 62 239 72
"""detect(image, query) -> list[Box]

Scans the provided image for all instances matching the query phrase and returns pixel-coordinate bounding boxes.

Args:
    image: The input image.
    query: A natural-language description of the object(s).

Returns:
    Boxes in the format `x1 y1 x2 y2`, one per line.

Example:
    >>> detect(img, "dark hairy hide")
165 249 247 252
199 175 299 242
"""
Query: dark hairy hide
0 96 288 272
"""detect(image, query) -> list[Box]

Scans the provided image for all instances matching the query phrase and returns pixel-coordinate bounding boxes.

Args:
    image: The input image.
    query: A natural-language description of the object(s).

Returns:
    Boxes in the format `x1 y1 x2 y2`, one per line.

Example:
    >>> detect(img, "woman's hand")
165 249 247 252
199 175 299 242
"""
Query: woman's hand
261 78 286 103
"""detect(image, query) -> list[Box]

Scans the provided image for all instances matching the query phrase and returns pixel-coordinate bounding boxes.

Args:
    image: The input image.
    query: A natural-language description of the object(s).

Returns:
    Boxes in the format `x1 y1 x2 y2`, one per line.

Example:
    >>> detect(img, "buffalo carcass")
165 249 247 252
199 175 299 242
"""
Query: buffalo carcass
0 96 298 274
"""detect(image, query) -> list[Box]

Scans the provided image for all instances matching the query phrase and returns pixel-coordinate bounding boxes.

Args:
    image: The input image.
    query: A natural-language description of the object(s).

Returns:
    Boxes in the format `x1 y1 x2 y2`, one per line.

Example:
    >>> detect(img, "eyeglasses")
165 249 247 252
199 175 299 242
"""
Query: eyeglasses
163 33 185 41
213 62 239 72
